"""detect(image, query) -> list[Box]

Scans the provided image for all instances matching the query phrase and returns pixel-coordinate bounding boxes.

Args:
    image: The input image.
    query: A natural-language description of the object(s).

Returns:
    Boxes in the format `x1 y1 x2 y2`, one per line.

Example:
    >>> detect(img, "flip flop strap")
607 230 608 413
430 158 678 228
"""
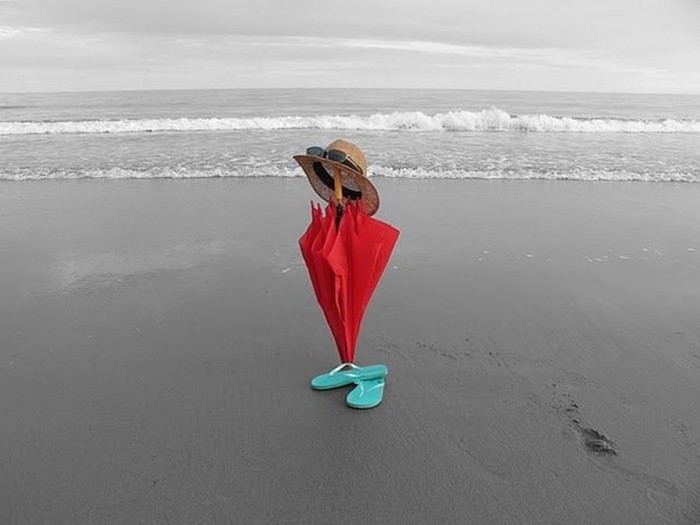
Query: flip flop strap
358 381 385 395
328 362 360 375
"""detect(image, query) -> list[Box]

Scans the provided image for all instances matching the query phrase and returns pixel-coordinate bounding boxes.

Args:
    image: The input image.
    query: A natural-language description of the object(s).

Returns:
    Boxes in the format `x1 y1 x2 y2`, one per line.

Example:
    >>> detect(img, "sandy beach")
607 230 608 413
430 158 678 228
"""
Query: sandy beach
2 177 700 524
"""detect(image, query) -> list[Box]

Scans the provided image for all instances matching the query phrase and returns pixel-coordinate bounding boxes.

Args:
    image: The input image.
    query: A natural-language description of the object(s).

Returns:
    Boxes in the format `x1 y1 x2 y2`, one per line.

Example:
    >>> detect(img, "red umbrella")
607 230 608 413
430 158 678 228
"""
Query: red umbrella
299 199 399 364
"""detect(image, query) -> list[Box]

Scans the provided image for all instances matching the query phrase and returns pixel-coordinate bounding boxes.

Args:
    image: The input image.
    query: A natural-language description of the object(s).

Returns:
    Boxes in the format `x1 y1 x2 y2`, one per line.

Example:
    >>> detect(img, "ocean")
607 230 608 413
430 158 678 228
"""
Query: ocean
1 88 699 182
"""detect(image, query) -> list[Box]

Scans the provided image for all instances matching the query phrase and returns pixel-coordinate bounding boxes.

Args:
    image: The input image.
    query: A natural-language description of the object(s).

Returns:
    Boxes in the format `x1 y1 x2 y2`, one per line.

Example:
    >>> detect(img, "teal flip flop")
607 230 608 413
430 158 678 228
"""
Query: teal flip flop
310 363 388 391
346 377 386 409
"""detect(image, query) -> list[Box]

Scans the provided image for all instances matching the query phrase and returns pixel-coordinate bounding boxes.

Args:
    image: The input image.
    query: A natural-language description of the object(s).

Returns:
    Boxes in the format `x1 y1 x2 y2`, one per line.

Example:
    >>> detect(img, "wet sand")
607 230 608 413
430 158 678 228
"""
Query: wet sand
2 178 700 524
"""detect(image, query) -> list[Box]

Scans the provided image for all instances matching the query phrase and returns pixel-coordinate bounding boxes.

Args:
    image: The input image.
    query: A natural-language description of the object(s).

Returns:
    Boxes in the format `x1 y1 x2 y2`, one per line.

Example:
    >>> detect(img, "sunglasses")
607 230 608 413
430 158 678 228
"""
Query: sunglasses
306 146 364 175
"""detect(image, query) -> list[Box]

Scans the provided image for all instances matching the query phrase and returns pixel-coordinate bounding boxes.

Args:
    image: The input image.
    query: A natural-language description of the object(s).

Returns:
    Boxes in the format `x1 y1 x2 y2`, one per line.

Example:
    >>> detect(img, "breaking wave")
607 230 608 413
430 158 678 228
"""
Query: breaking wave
2 108 700 135
2 165 698 183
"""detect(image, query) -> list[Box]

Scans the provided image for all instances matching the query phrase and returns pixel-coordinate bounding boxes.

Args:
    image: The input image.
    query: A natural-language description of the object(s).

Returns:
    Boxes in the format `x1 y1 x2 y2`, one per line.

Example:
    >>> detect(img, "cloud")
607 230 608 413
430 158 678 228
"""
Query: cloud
0 26 20 37
203 35 685 79
0 25 45 38
1 0 699 93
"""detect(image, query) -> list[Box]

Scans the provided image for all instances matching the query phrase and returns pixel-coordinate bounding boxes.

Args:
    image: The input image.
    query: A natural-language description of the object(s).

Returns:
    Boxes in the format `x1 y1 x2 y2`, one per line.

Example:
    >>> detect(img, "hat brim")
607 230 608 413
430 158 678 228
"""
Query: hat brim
293 155 380 216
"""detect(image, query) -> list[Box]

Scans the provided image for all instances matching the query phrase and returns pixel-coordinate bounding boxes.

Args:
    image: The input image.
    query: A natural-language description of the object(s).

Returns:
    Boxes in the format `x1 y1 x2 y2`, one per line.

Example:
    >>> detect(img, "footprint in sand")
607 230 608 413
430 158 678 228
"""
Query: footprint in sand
551 387 617 455
552 385 679 502
577 425 618 455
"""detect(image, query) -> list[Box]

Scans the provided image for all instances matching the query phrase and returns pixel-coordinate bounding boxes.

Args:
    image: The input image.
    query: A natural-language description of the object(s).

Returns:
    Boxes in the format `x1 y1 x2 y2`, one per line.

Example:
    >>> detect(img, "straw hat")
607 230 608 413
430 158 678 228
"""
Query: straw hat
293 139 379 216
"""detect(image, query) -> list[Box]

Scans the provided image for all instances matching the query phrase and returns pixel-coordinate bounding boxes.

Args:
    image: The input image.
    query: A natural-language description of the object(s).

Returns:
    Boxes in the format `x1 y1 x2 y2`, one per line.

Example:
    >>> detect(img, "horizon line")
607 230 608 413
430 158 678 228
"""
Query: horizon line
2 86 699 97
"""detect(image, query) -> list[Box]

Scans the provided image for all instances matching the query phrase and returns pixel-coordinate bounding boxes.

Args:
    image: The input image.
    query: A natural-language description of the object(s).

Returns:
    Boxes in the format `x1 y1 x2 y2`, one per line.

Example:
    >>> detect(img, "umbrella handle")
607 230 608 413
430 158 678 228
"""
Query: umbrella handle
334 166 343 205
334 166 344 225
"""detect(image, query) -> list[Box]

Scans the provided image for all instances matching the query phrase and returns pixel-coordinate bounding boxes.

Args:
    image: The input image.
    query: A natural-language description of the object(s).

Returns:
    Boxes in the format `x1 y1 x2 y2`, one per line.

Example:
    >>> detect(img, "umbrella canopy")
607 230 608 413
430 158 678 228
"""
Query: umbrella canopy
299 201 399 364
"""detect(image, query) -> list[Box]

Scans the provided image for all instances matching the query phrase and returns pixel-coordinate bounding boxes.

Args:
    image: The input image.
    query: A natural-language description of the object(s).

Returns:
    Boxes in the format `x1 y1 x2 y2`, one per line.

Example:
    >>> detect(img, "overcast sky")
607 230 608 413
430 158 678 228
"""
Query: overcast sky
1 0 699 93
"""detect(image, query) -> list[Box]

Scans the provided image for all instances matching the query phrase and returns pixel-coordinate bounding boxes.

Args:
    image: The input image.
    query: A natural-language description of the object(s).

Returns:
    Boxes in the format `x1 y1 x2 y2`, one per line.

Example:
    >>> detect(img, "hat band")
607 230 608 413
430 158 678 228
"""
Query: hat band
312 162 362 200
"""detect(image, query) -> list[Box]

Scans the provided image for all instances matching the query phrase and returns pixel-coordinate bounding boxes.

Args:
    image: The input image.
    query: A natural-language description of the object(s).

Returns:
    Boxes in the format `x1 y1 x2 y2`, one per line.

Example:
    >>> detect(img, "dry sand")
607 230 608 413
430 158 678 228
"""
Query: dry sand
1 178 700 524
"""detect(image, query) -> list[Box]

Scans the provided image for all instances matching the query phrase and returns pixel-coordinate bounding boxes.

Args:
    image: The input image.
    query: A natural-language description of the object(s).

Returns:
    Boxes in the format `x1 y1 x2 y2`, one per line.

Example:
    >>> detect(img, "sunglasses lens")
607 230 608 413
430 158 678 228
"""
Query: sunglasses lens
327 149 362 173
326 149 347 163
306 146 326 157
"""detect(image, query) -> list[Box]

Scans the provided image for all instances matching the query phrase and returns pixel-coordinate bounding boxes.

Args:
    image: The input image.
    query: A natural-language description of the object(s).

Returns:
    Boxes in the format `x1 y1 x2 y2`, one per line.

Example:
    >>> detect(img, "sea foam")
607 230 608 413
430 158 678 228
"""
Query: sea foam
2 165 698 183
2 108 699 135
